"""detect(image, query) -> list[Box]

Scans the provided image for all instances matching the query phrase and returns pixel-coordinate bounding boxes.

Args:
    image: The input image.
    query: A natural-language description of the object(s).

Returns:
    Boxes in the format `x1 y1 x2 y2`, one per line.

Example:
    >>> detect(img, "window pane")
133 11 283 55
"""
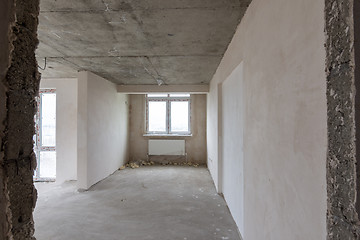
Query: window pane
149 101 167 132
40 151 56 178
169 93 190 97
148 94 168 98
171 101 189 132
41 93 56 146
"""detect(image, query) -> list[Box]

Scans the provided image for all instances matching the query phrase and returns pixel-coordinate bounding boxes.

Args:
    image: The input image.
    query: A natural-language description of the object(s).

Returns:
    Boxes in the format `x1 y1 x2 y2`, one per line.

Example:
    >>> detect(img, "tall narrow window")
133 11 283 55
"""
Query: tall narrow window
146 94 191 134
34 89 56 181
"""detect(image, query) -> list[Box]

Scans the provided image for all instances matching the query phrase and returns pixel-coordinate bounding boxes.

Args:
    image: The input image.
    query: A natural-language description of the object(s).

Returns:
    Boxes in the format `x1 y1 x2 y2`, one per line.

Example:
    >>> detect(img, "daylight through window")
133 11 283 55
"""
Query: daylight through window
34 89 57 181
146 94 191 134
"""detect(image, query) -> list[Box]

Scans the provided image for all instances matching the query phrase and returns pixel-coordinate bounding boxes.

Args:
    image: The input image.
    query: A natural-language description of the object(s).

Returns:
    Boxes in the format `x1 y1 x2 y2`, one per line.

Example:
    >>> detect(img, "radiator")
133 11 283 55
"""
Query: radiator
148 140 185 155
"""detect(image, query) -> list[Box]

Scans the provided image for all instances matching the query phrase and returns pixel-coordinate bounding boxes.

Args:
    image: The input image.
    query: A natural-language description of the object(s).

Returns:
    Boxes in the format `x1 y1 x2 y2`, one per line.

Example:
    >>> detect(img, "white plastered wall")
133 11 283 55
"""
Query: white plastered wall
77 71 129 189
221 63 244 234
40 78 78 183
207 0 327 239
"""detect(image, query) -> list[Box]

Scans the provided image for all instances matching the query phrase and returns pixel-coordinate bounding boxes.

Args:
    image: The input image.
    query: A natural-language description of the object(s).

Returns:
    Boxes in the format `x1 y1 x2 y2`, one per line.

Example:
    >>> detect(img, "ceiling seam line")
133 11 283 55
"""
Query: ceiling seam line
39 6 242 13
38 55 223 59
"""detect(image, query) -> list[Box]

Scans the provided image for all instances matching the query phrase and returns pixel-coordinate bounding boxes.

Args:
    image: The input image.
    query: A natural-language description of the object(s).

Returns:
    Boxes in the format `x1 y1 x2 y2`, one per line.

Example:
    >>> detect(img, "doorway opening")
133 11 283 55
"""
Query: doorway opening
34 89 57 181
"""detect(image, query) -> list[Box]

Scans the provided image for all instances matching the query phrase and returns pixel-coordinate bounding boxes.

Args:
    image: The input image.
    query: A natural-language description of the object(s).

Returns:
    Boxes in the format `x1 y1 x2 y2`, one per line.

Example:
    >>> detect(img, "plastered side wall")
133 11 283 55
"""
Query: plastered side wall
77 73 88 189
207 0 327 239
129 95 147 162
206 82 219 189
221 62 245 234
129 94 207 164
40 78 78 183
77 71 129 189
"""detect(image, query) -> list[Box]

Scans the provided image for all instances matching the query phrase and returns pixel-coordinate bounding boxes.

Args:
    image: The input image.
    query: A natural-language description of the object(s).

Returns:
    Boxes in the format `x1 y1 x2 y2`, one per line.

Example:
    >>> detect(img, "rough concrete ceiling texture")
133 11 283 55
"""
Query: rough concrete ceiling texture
36 0 250 85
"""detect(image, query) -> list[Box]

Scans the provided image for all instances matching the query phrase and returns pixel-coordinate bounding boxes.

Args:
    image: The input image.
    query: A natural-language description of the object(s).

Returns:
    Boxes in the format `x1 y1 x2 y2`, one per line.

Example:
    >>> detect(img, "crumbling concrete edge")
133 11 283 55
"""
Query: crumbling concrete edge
1 0 41 239
0 0 16 238
325 0 360 238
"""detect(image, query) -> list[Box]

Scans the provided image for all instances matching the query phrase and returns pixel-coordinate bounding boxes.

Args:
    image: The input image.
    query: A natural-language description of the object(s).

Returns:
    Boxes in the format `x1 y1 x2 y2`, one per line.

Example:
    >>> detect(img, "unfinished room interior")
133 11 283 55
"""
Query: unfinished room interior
0 0 360 239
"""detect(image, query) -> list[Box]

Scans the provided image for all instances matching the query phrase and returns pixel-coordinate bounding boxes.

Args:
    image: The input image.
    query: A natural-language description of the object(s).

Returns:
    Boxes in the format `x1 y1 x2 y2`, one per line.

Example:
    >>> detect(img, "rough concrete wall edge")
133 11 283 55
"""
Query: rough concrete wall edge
0 0 15 238
325 0 360 238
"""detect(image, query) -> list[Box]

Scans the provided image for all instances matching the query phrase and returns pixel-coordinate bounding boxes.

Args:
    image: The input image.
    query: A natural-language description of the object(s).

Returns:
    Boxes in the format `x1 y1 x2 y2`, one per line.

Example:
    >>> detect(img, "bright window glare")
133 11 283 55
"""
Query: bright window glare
149 101 167 132
169 94 190 97
171 102 189 132
148 94 168 97
41 93 56 146
40 151 56 178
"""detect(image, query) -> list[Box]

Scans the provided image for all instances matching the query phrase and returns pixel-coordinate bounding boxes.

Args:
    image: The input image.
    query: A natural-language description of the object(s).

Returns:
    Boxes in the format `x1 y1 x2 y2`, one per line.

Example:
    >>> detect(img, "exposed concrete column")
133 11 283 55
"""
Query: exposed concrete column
355 0 360 227
325 0 360 238
0 0 40 239
0 0 15 238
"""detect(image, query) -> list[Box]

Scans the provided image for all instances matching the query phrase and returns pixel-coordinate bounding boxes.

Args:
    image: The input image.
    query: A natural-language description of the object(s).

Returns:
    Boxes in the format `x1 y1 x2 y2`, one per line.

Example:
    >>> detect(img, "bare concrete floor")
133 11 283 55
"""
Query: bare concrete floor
34 166 240 240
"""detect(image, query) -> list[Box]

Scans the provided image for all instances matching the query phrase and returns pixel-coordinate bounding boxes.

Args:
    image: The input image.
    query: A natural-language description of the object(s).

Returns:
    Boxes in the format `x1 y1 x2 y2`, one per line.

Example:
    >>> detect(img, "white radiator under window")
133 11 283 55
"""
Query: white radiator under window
148 140 185 155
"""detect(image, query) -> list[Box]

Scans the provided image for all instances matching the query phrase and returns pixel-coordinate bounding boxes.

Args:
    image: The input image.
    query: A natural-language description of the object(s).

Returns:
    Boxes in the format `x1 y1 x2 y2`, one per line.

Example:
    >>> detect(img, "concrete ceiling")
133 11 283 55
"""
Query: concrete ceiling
36 0 250 85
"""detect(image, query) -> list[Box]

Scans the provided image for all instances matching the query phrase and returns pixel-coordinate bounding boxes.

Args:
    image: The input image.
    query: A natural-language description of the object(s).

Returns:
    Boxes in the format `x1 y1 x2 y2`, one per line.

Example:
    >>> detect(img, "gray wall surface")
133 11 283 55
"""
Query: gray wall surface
77 71 129 189
129 94 207 164
207 0 327 238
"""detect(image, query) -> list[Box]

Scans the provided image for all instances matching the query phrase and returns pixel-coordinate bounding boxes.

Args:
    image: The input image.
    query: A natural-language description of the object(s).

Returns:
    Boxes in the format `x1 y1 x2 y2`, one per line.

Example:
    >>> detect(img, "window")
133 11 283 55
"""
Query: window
146 94 191 135
34 89 56 181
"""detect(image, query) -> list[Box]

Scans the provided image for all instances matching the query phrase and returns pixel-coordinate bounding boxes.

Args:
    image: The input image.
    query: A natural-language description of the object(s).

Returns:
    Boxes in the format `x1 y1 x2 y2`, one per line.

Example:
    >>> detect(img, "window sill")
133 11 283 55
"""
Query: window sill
143 133 192 137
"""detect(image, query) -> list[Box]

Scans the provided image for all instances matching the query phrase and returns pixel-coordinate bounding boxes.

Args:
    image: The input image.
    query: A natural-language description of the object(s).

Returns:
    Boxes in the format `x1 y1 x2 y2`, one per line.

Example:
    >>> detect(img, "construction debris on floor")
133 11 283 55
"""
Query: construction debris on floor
120 160 201 169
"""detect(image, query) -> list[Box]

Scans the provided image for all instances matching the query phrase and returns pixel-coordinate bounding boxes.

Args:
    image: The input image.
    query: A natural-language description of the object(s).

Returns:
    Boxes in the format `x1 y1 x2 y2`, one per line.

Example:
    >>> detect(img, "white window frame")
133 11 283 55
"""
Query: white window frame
146 94 191 135
34 89 56 181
